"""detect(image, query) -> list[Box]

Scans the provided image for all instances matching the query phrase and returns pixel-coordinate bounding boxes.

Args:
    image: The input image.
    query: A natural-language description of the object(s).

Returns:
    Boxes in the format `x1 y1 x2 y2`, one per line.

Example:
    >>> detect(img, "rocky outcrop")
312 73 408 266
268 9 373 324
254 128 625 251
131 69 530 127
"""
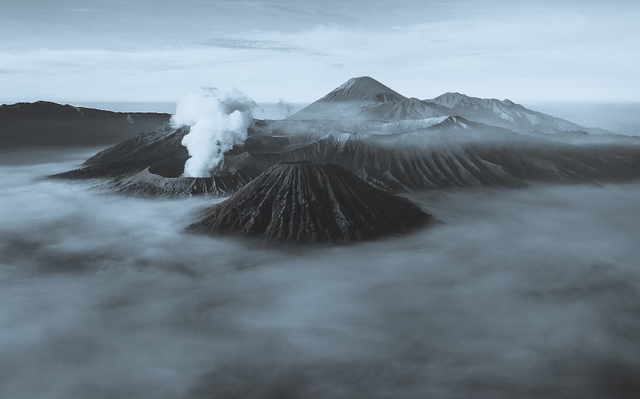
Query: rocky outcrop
190 162 432 244
111 166 258 197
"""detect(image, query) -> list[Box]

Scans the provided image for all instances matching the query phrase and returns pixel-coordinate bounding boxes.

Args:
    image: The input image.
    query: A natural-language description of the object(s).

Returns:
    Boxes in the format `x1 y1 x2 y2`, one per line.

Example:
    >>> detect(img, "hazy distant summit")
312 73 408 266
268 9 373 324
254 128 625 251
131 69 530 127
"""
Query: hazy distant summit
288 76 616 138
423 92 612 136
2 77 619 150
288 76 410 120
429 92 517 109
319 76 407 104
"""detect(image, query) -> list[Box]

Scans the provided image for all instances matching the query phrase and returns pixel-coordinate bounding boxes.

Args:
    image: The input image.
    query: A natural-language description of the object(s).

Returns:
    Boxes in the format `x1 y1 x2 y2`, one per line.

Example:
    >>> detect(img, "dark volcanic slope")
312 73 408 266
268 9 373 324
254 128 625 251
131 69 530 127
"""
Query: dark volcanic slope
55 116 640 197
54 124 190 179
236 120 640 191
191 162 432 244
48 73 640 197
0 101 170 147
53 120 274 180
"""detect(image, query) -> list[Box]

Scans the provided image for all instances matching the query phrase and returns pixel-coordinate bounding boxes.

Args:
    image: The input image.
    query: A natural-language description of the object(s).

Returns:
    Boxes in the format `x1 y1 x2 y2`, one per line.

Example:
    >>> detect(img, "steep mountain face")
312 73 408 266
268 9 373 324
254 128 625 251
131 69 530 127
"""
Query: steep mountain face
287 76 409 120
360 98 447 121
424 92 613 136
54 124 190 179
235 122 640 192
57 115 640 197
53 120 275 180
316 76 407 104
0 101 171 147
189 162 432 244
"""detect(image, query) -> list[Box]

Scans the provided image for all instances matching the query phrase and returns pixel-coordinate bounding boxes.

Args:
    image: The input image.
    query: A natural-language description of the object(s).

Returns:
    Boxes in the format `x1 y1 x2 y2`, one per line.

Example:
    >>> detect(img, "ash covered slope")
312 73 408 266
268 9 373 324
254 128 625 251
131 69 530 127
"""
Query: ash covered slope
240 118 640 192
54 124 190 179
191 162 431 244
53 120 274 180
0 101 170 148
56 115 640 197
424 92 614 136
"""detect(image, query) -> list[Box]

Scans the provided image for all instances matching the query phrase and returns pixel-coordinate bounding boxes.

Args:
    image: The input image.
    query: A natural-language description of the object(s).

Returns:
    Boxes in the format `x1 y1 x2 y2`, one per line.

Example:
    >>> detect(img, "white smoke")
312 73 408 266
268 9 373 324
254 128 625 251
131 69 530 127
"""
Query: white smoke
278 98 295 118
171 87 255 177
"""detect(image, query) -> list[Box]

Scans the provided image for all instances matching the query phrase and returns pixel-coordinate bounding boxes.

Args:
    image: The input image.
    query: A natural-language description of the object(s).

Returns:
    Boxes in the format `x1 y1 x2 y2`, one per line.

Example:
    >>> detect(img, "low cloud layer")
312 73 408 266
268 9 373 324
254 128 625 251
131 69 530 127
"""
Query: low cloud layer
1 149 640 398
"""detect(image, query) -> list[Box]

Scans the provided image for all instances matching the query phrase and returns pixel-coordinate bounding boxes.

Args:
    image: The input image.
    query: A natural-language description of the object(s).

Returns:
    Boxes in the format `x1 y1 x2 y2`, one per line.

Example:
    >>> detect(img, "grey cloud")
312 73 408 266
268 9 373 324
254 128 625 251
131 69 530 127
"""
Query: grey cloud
68 8 99 12
261 3 358 22
202 37 328 56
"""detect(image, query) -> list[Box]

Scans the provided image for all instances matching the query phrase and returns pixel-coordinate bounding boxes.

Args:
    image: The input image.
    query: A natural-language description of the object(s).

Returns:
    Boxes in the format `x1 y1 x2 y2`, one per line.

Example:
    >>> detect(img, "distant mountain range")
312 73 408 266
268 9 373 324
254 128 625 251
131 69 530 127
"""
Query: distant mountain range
3 79 635 149
287 76 622 143
424 92 612 136
0 101 170 148
53 76 640 197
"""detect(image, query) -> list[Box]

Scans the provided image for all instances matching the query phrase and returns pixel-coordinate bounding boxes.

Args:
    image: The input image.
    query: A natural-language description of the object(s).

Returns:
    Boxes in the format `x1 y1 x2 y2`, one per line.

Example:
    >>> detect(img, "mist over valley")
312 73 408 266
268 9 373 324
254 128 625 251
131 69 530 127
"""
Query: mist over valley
2 148 640 398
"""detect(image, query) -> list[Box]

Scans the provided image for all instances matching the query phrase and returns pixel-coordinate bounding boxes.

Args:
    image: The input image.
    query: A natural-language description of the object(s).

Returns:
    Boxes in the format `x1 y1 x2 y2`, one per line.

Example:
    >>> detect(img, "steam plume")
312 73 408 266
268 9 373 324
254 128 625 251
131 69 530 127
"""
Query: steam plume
171 87 255 177
278 98 295 118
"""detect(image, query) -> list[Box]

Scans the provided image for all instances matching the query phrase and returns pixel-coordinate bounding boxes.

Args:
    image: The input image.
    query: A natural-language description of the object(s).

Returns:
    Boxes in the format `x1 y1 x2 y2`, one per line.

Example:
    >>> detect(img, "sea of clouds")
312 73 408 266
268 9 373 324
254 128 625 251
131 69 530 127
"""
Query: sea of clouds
1 148 639 399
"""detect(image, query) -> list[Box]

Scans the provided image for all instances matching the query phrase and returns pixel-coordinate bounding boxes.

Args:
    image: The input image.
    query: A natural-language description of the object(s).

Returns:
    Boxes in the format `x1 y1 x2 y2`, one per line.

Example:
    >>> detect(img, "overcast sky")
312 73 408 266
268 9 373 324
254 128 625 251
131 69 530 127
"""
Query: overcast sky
1 0 639 103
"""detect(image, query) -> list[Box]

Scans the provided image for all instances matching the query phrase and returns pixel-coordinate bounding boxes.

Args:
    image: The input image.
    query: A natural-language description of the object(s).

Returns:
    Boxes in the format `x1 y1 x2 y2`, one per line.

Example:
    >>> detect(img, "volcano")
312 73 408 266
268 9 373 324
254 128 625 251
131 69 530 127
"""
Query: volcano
54 76 640 196
316 76 406 104
287 76 411 120
190 162 432 244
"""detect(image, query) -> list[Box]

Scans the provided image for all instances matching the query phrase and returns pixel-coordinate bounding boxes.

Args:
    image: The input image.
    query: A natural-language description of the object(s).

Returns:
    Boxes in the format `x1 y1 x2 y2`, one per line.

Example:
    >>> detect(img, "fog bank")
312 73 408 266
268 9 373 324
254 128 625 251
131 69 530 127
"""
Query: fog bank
526 102 640 136
1 149 640 399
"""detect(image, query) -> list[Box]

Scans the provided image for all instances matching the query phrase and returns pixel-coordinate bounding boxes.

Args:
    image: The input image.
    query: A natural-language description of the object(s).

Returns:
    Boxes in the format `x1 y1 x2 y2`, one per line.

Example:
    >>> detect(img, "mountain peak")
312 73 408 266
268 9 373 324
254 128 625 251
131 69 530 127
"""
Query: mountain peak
441 92 469 99
190 162 431 244
286 77 408 120
319 76 407 104
427 92 521 110
346 76 379 84
428 92 476 108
